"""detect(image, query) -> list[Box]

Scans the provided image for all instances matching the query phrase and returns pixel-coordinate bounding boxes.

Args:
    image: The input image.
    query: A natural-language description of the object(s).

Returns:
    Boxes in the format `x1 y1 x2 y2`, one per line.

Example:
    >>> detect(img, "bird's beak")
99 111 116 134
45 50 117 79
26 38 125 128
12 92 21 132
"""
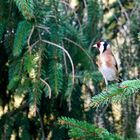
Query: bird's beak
93 44 97 48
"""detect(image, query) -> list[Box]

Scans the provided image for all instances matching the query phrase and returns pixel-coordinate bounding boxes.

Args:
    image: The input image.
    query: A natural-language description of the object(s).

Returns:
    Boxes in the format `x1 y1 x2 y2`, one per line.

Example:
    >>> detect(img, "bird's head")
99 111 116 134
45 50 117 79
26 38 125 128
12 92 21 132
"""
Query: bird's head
93 41 110 53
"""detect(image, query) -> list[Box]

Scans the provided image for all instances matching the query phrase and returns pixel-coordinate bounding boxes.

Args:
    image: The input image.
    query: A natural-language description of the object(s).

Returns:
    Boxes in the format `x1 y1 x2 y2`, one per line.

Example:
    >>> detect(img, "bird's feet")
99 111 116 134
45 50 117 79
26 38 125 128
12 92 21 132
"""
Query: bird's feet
118 85 128 89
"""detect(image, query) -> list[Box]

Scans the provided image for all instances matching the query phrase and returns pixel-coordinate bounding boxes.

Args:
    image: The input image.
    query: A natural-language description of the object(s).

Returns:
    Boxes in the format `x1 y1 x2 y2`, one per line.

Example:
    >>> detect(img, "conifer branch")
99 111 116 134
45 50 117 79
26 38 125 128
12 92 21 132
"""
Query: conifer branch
90 79 140 107
13 21 32 56
14 0 34 20
41 39 75 85
58 117 122 140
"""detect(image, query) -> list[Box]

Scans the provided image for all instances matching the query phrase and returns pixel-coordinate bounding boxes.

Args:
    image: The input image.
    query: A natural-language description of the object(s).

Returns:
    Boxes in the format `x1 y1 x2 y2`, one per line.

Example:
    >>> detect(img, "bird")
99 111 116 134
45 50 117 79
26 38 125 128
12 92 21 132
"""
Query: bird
93 41 121 86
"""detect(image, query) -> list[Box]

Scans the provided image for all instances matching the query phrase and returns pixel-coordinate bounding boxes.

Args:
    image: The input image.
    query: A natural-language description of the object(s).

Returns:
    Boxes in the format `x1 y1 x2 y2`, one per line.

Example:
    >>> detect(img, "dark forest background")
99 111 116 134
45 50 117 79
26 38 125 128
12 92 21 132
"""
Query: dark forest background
0 0 140 139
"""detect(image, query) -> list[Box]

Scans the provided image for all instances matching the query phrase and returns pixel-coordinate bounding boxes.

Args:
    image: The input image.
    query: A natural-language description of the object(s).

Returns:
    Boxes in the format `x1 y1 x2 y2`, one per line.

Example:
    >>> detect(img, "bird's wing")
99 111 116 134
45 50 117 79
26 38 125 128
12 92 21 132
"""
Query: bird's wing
104 53 119 72
96 55 102 67
96 52 119 73
112 54 119 71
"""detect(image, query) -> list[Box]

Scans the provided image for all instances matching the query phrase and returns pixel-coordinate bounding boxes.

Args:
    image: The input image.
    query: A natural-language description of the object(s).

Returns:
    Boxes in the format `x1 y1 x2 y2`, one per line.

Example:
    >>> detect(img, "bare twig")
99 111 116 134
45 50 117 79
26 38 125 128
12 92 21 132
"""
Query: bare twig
41 39 75 85
27 40 40 53
106 5 128 41
130 3 139 17
36 108 45 140
60 0 82 27
27 25 35 54
36 25 51 34
62 42 68 75
40 78 51 99
64 37 94 69
83 0 87 9
27 24 51 53
31 40 40 47
60 0 69 6
34 97 37 116
64 37 91 59
117 0 130 25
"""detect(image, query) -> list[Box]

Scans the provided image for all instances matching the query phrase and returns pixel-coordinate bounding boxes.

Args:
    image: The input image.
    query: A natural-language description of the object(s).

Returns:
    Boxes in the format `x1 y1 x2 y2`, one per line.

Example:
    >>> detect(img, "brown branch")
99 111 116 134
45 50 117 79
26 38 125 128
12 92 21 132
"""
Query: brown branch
117 0 130 25
36 108 45 140
62 42 68 75
106 4 128 41
35 25 51 34
64 37 94 69
27 25 35 54
40 78 52 99
41 39 75 85
60 0 82 26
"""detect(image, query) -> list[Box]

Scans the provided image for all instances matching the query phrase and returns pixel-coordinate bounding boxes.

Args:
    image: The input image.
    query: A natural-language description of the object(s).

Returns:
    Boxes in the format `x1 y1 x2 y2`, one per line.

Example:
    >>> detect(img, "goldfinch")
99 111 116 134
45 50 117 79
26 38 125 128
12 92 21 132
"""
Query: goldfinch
93 41 120 86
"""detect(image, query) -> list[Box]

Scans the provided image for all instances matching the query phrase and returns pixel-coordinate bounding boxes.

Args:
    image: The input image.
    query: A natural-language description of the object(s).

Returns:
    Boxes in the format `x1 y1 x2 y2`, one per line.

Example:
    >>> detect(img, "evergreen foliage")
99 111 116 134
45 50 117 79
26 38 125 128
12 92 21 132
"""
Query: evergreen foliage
14 0 34 20
0 23 5 41
58 117 122 140
0 0 103 138
90 79 140 107
59 79 140 139
103 0 134 39
13 21 32 56
0 0 140 139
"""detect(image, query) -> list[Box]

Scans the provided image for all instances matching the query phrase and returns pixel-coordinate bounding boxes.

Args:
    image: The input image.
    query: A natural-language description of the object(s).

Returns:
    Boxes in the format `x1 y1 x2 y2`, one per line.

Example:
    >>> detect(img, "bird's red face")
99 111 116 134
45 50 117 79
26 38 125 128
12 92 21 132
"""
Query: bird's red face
96 41 101 48
93 41 110 53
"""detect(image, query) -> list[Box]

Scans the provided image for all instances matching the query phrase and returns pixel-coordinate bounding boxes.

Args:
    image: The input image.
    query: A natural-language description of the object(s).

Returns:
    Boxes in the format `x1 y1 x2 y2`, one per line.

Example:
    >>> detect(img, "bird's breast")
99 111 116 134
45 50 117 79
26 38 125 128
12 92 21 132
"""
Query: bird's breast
99 65 117 81
96 54 117 81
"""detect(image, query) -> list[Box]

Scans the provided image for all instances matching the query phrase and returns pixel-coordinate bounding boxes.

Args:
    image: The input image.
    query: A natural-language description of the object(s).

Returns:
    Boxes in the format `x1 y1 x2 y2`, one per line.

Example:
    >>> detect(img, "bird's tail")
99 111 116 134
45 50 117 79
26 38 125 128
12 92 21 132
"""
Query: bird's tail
118 75 123 83
117 75 128 89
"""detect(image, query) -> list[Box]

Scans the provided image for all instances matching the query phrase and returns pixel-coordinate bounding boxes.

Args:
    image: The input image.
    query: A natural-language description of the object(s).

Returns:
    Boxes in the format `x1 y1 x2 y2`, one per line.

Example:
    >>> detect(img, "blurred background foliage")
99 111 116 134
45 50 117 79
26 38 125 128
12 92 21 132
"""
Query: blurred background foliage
0 0 140 139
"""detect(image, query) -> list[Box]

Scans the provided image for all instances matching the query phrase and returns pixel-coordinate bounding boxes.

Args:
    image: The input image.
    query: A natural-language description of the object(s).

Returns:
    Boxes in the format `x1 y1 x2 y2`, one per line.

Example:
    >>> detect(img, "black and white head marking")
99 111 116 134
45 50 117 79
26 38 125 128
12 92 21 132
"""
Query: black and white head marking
93 41 110 53
103 41 108 52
